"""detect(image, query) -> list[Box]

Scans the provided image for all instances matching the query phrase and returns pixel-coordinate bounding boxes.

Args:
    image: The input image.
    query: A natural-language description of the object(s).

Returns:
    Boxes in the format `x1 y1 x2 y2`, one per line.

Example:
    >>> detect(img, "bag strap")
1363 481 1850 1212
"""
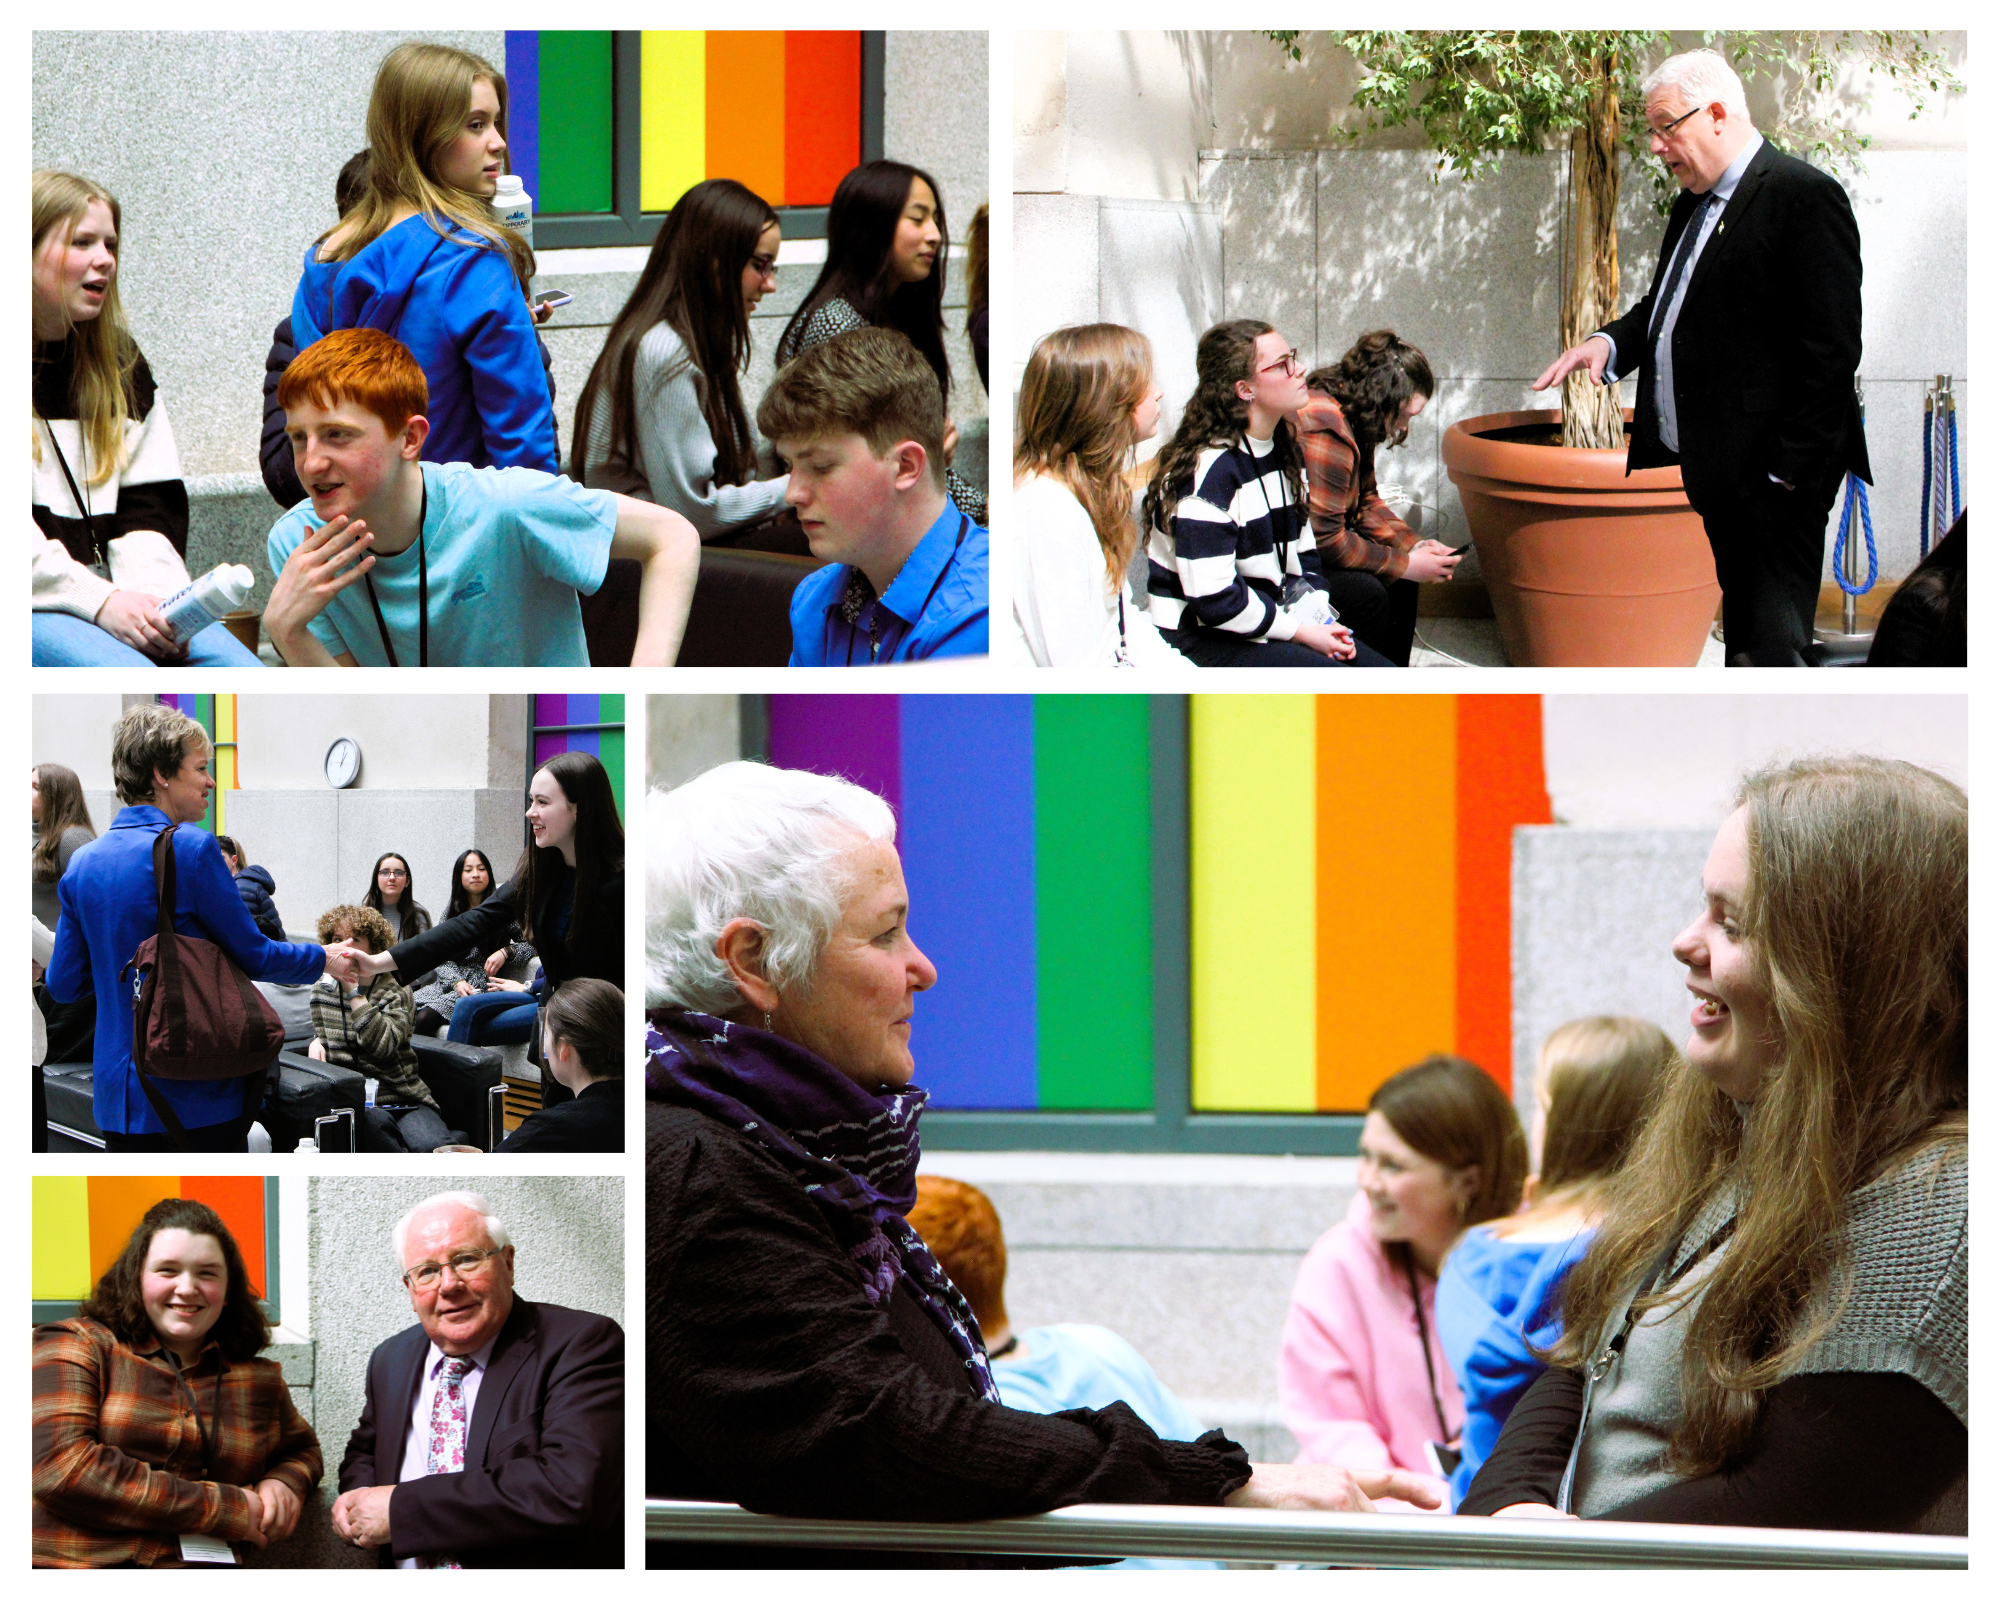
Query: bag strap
151 827 187 1059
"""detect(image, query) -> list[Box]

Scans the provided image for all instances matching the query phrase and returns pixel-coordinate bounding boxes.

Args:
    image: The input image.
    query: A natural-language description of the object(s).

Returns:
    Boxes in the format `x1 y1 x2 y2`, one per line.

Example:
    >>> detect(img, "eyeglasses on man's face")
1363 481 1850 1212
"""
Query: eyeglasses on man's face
1646 103 1704 142
1260 348 1304 377
402 1246 503 1290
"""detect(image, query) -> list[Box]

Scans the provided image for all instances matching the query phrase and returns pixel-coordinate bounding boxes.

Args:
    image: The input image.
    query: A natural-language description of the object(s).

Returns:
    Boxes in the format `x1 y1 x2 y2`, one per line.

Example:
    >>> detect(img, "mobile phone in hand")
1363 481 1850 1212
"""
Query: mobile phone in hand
536 290 575 312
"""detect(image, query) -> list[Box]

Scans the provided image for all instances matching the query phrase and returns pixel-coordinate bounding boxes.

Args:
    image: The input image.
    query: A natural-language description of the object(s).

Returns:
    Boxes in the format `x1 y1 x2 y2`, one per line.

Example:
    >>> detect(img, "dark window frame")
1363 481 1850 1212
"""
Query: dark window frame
742 695 1365 1156
534 30 886 252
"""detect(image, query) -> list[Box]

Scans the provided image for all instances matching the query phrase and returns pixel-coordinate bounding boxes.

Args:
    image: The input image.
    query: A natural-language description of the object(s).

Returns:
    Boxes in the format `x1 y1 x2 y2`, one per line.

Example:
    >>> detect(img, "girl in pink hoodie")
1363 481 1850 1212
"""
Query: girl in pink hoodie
1278 1055 1527 1499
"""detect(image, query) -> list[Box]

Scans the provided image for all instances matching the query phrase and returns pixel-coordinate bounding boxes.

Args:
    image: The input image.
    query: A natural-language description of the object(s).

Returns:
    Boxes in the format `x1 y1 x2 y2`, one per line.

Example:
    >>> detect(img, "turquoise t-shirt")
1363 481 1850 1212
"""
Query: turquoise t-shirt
266 460 615 666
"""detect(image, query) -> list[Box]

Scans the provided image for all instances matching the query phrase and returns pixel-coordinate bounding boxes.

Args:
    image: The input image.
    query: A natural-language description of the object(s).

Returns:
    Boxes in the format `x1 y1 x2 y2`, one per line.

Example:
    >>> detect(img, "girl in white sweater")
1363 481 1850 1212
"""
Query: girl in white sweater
1011 324 1193 668
574 179 791 543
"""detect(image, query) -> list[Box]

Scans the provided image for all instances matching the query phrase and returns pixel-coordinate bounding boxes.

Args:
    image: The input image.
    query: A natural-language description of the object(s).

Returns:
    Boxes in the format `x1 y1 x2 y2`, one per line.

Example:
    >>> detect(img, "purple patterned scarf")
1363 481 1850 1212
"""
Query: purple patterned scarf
647 1007 999 1402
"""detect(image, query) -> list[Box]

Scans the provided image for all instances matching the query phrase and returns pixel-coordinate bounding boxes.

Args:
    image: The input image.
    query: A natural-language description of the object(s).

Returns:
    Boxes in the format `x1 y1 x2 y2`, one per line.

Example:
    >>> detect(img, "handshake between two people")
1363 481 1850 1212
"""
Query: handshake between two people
319 938 396 988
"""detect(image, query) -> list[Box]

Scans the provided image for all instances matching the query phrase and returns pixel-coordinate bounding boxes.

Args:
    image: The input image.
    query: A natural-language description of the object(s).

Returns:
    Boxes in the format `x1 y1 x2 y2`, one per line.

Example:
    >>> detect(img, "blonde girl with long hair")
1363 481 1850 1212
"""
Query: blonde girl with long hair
32 171 263 666
1010 324 1191 668
1463 756 1967 1533
290 41 558 472
1434 1016 1672 1506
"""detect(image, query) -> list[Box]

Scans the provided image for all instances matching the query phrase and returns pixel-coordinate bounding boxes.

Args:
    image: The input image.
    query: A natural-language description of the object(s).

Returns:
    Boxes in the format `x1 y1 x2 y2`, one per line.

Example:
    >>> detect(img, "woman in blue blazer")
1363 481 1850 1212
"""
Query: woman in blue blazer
44 704 349 1151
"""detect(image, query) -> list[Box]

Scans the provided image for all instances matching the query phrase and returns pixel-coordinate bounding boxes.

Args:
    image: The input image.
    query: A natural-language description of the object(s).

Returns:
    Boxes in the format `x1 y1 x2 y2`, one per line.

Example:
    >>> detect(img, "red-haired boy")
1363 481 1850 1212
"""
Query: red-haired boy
265 328 698 666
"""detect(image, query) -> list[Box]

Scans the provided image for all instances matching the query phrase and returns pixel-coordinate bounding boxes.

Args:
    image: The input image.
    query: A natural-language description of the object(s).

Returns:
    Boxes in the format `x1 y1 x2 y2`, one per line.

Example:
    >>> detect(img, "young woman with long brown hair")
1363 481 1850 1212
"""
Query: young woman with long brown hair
291 41 557 472
1011 323 1190 668
574 179 793 544
1463 756 1967 1533
32 171 263 667
1298 330 1463 666
1141 319 1387 667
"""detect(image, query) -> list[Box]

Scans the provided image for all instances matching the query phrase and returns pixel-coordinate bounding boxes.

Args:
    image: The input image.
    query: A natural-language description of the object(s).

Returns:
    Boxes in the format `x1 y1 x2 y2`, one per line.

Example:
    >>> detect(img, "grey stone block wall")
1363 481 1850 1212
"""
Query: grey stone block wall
285 1176 625 1570
648 695 745 793
225 788 528 941
1511 826 1713 1129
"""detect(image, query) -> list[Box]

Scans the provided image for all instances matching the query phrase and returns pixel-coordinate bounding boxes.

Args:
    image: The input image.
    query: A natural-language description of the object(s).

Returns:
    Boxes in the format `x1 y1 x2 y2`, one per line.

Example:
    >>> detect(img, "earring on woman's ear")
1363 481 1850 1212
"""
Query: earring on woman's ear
763 1011 773 1031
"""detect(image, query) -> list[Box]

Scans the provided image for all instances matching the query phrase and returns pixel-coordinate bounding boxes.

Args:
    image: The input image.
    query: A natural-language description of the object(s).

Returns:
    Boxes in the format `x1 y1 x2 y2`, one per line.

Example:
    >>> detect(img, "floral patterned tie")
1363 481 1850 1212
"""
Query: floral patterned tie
418 1356 474 1570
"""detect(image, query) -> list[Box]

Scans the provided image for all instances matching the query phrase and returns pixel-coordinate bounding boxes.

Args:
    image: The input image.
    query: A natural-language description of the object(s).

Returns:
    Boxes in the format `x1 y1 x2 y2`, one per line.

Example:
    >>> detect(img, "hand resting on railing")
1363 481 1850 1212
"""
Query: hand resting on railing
1224 1463 1443 1514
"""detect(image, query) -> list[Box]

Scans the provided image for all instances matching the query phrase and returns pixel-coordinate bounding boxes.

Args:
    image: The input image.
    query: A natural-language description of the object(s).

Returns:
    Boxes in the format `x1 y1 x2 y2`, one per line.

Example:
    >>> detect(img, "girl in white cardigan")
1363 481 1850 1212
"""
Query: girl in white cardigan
1011 324 1194 669
573 179 791 544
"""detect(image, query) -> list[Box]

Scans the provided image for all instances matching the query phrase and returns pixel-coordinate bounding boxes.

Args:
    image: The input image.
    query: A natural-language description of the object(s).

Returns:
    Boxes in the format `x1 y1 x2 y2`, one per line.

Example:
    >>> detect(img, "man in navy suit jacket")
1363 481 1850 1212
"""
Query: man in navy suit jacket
1536 48 1870 664
333 1192 624 1567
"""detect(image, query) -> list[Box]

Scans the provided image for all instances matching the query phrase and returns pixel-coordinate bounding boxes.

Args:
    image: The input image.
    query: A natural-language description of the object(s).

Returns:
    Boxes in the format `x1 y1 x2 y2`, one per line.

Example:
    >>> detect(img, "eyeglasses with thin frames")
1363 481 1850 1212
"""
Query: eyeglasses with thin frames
1646 103 1704 142
1260 348 1304 376
748 253 778 280
402 1246 504 1290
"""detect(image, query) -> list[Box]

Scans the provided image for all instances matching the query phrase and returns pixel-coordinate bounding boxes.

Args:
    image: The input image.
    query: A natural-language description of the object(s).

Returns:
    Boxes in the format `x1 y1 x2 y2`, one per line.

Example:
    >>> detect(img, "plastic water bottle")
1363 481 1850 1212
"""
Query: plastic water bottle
491 175 533 247
158 563 255 642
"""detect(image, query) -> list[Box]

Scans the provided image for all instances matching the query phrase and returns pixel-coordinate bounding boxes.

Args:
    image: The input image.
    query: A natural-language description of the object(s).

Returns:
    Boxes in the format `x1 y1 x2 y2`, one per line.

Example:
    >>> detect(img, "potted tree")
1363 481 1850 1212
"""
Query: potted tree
1269 30 1960 664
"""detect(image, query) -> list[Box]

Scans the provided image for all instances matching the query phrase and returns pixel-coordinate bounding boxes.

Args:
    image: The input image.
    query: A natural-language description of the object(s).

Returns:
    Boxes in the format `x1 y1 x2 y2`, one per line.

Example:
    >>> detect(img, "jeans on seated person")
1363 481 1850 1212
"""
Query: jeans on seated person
447 989 538 1046
33 610 265 667
359 1104 456 1152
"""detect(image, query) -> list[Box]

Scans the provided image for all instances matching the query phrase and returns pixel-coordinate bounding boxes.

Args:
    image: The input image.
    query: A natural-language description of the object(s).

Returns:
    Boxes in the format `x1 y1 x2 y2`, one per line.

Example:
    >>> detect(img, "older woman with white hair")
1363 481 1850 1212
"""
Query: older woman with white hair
645 759 1440 1559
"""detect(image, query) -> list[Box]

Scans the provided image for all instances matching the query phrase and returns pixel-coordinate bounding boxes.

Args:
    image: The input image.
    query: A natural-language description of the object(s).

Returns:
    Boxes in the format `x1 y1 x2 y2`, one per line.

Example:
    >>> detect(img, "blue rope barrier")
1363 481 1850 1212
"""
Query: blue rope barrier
1949 410 1961 520
1832 473 1877 596
1919 402 1934 559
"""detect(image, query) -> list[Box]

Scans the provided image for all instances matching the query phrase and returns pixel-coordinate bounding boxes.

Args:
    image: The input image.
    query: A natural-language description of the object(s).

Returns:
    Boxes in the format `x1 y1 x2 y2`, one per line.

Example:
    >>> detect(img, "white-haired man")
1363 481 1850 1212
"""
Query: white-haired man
331 1191 622 1568
1536 48 1870 664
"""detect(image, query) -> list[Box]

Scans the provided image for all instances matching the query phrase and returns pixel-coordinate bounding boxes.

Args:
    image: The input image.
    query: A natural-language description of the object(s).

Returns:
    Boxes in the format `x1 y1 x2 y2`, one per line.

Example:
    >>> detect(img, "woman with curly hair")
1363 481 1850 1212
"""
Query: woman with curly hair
1012 323 1191 668
1464 756 1967 1533
33 1198 322 1566
1297 330 1463 666
1142 320 1388 667
776 160 984 523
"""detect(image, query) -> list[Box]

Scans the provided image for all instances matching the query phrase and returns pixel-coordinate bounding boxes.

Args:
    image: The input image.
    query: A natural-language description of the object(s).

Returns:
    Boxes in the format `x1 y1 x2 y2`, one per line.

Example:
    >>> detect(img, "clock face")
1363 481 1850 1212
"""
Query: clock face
325 738 360 789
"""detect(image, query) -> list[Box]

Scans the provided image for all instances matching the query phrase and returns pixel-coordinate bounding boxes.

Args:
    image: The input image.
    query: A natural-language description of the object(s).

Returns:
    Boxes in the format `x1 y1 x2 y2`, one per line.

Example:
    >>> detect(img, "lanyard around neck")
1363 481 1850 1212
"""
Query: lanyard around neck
363 477 428 668
164 1347 224 1481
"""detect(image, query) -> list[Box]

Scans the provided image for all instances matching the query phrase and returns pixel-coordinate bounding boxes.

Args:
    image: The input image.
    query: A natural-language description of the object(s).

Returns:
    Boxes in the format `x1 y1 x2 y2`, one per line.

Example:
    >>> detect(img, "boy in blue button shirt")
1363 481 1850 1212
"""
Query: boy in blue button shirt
757 326 988 665
264 328 698 667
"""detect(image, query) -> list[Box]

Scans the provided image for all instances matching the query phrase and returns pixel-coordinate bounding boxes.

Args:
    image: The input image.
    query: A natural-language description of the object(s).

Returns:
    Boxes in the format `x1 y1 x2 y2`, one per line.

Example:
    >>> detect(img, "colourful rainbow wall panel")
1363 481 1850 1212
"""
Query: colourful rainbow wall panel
33 1176 267 1302
1187 695 1549 1110
156 694 233 834
534 695 625 820
767 695 1154 1111
505 32 862 217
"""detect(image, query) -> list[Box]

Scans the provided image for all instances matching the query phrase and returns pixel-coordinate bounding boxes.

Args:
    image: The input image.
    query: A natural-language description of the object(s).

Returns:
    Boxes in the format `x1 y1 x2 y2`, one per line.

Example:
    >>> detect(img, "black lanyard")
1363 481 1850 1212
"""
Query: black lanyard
1401 1253 1455 1445
164 1348 224 1481
362 478 428 667
42 421 114 568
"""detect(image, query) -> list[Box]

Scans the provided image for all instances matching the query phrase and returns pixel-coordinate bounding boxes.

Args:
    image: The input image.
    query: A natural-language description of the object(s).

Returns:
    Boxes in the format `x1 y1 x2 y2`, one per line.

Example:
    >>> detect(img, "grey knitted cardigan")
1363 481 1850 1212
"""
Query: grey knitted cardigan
1573 1139 1967 1519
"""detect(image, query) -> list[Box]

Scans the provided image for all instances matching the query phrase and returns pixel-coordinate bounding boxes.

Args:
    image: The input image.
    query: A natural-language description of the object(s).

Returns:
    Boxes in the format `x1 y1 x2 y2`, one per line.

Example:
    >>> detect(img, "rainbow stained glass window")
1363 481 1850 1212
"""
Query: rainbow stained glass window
156 693 235 834
764 694 1553 1119
34 1176 271 1308
503 31 863 220
533 694 625 821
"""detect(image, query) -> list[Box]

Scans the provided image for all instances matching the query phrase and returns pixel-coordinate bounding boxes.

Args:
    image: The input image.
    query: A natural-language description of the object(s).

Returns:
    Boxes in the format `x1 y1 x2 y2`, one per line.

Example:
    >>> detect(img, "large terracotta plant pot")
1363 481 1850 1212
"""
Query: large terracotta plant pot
1442 409 1721 666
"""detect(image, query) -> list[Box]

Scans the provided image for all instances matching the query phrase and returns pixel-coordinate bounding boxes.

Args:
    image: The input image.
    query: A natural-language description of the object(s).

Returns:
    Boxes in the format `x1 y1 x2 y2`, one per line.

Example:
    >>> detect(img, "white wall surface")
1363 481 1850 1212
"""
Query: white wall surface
1542 693 1968 827
236 695 519 789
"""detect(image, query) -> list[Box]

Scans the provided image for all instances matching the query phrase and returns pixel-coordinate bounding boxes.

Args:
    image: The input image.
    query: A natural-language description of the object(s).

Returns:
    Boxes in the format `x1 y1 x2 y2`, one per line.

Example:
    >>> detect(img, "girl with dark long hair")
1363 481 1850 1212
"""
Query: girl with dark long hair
291 41 557 471
575 179 794 544
1464 757 1967 1533
31 762 98 1085
777 159 985 522
360 850 432 943
360 753 623 1101
407 847 536 1034
498 976 624 1152
1011 323 1191 668
1142 319 1387 667
1297 330 1462 666
33 1198 322 1565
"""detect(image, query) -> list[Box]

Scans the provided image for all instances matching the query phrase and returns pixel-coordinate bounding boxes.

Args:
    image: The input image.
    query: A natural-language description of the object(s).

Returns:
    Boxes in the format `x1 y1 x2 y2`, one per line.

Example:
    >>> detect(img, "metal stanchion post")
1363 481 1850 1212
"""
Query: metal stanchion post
488 1083 508 1150
315 1107 356 1152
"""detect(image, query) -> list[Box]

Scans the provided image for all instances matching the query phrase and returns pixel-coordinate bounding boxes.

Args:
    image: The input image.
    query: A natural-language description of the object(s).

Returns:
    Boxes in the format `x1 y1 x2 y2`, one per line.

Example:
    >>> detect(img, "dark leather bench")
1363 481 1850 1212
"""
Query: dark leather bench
677 547 826 667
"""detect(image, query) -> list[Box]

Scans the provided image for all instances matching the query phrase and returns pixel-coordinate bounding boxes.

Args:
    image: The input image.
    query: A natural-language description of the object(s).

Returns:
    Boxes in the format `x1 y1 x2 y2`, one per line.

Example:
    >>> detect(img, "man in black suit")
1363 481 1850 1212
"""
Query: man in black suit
331 1191 623 1567
1536 48 1870 664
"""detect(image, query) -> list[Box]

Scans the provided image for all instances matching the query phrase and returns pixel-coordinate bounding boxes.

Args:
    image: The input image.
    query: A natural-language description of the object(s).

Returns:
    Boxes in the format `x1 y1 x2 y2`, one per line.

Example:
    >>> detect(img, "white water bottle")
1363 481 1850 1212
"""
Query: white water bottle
491 175 533 246
158 563 255 641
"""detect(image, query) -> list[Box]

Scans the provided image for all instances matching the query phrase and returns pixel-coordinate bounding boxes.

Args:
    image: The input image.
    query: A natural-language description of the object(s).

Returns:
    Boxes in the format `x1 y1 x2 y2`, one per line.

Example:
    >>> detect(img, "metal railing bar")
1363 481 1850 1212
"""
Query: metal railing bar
643 1499 1965 1570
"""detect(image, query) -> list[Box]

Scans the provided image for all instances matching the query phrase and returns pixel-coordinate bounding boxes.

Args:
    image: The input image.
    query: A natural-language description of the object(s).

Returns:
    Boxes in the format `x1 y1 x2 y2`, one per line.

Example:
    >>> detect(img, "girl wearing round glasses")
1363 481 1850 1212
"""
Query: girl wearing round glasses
574 179 797 549
1142 320 1391 667
361 851 432 945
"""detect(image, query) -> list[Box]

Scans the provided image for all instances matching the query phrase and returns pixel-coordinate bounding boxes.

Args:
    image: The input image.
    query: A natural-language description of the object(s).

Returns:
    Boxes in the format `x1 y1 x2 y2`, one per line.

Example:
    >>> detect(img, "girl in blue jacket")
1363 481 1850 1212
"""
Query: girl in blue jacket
290 41 557 472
